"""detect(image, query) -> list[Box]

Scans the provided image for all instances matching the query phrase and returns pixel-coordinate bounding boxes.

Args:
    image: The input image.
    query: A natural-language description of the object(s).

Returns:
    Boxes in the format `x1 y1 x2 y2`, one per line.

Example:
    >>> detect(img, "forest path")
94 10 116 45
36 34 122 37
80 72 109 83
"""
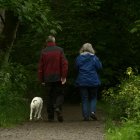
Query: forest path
0 104 105 140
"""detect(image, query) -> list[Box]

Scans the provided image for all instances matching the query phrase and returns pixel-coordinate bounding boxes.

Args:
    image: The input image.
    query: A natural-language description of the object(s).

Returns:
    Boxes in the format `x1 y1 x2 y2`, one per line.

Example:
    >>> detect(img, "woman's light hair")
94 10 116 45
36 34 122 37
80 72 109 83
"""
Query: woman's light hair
80 43 95 54
46 35 55 42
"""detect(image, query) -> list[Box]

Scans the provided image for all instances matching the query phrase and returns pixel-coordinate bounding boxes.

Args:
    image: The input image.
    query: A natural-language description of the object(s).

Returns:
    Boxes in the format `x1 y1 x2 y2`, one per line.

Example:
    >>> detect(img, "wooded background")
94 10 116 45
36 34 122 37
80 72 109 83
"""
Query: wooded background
0 0 140 100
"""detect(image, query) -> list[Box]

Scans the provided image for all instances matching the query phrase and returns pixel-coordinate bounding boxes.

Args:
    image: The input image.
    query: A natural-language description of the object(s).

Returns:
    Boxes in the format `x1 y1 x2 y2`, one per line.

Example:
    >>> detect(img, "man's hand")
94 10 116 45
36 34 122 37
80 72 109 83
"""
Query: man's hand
61 78 66 85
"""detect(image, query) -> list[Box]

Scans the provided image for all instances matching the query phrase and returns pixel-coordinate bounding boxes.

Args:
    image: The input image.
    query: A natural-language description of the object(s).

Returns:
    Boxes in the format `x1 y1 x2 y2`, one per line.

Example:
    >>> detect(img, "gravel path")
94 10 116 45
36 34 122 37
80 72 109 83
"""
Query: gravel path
0 104 105 140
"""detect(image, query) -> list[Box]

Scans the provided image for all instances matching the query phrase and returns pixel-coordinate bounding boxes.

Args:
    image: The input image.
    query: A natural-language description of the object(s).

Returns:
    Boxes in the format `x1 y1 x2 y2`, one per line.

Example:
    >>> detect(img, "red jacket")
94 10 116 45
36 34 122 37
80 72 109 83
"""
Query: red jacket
38 42 68 83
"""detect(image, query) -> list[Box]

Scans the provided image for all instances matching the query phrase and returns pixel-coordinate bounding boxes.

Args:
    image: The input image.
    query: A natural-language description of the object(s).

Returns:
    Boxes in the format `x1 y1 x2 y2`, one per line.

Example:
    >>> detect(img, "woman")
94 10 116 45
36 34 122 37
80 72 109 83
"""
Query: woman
75 43 102 121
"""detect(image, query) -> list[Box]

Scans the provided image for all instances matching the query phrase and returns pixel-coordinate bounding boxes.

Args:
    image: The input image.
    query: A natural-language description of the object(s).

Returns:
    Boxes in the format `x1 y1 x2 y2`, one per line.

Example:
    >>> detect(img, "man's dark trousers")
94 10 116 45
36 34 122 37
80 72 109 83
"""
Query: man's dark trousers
45 82 64 120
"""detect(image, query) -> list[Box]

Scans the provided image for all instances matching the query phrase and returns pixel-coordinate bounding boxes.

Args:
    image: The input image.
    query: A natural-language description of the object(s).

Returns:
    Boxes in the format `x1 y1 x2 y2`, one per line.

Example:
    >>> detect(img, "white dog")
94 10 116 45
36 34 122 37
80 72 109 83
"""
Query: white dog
30 97 43 121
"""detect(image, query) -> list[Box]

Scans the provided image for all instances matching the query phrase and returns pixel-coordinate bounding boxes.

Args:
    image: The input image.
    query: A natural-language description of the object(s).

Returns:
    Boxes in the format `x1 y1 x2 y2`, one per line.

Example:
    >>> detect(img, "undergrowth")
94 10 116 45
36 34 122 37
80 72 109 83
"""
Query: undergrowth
103 68 140 139
0 62 29 127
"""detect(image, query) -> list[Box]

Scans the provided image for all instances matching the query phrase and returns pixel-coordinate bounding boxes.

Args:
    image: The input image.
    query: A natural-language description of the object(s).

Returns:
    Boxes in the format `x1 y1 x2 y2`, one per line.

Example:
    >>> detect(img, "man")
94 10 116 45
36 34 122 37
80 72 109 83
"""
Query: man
38 35 68 122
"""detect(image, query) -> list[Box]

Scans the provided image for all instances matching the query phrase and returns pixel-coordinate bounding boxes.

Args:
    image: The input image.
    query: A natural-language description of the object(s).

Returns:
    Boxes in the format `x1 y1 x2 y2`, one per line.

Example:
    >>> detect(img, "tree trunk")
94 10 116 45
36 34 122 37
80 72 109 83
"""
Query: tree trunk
0 9 5 33
0 10 19 52
0 10 19 68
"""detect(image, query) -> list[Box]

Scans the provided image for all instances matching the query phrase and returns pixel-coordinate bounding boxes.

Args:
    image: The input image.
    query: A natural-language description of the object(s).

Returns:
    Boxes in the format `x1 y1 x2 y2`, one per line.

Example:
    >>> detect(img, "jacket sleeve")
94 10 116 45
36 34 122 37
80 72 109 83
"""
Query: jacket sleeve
94 55 102 71
38 52 44 82
61 50 68 78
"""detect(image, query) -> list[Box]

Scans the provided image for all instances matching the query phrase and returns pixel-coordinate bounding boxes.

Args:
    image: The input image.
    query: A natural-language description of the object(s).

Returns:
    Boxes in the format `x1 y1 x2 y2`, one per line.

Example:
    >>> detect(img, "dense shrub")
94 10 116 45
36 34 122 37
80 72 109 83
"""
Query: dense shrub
0 63 29 126
103 69 140 121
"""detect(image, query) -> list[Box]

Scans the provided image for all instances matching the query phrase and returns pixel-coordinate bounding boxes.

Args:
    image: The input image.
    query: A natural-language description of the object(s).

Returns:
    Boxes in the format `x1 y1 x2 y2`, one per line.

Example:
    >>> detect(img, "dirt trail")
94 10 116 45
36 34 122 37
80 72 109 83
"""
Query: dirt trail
0 104 105 140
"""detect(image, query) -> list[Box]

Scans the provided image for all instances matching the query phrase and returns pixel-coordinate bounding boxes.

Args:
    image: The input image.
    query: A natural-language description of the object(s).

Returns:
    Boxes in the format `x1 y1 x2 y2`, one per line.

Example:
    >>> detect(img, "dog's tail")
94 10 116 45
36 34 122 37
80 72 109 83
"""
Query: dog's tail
33 100 37 103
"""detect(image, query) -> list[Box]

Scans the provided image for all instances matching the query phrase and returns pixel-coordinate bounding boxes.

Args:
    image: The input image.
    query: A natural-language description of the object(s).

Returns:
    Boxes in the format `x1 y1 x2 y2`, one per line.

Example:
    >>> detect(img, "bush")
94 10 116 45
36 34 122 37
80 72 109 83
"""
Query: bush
0 63 29 127
103 71 140 121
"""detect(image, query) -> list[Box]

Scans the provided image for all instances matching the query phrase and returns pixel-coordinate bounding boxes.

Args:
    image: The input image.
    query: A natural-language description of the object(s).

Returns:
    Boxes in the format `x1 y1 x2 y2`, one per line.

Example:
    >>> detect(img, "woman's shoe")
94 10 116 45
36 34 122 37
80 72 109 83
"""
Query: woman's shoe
90 112 97 121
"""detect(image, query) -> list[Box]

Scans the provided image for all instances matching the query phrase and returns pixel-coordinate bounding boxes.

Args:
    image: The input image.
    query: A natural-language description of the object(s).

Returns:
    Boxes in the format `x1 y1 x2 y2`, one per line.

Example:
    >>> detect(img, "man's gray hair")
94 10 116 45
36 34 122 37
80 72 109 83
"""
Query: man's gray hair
80 43 95 54
46 35 55 42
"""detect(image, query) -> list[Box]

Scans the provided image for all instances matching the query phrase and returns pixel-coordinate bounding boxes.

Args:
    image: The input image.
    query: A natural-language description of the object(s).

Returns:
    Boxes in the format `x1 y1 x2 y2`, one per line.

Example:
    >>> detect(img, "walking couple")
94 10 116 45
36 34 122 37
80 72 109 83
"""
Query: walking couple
38 36 102 122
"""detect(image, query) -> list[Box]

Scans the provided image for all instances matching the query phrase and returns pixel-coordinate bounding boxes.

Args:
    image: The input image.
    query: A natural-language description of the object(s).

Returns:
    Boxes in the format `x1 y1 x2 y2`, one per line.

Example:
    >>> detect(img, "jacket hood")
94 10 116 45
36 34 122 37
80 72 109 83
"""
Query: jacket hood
79 52 95 64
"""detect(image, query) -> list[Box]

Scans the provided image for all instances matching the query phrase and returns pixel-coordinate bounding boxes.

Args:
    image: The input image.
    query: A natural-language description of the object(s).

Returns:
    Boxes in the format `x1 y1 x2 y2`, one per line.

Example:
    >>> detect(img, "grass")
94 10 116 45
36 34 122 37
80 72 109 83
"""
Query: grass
0 100 29 127
105 120 140 140
101 110 140 140
98 101 140 140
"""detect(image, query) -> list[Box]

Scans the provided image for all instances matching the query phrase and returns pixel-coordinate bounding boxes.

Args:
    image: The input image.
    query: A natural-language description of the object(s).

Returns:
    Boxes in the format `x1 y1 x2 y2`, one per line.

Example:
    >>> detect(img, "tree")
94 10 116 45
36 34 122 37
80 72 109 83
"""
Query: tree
0 0 58 65
50 0 140 86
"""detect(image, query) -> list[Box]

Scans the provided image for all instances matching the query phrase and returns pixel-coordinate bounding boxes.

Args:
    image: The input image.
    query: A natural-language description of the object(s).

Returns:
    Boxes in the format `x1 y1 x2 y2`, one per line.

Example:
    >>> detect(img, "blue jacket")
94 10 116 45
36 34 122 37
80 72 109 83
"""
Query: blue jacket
75 52 102 87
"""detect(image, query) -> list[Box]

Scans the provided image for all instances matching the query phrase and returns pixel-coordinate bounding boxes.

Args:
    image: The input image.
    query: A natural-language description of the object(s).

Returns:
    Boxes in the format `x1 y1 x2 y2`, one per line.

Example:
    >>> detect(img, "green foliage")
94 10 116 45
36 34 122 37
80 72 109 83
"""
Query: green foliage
106 121 140 140
102 68 140 140
0 63 28 97
0 100 29 127
0 0 60 33
103 71 140 121
51 0 140 86
71 0 104 12
0 51 5 66
130 20 140 33
3 0 139 88
0 63 29 126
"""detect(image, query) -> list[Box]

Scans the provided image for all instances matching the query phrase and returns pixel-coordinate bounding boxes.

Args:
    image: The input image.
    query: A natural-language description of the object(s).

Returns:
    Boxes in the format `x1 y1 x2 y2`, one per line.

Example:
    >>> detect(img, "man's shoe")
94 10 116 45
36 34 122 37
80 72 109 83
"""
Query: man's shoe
90 112 97 121
55 108 63 122
57 115 63 122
